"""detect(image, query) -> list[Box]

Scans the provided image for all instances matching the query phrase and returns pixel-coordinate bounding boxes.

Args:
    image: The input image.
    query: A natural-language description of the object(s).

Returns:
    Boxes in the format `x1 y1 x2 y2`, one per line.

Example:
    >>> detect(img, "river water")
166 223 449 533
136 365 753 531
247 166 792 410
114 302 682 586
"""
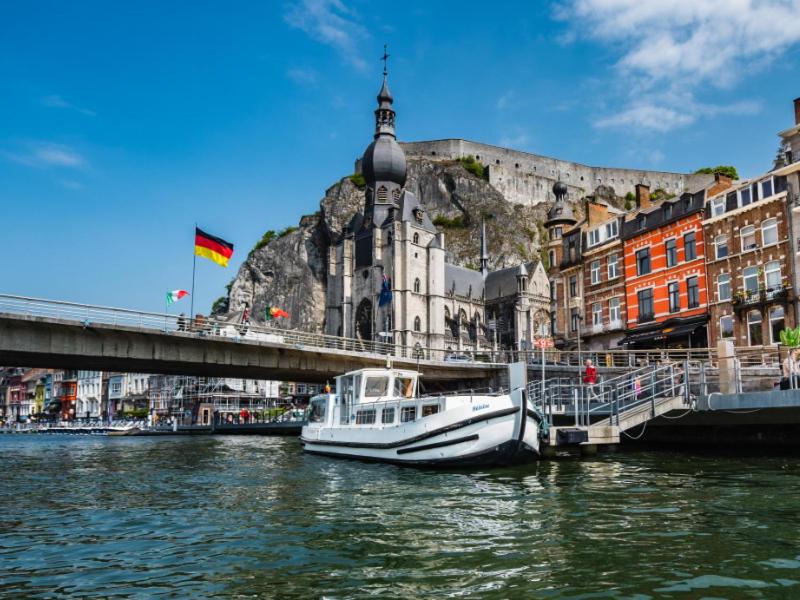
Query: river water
2 435 800 599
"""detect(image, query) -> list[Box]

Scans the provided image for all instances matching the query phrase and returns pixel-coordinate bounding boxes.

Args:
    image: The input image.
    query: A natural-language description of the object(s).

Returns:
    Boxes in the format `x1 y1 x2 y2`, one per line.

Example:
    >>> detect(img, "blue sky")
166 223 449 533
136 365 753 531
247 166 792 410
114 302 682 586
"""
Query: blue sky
2 0 800 314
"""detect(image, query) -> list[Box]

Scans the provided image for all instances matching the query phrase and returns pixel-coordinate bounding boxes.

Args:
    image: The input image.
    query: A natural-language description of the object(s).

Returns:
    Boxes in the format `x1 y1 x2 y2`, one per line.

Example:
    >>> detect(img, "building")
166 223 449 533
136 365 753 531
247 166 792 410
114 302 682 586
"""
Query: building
544 182 578 347
76 370 102 420
53 370 78 421
325 67 549 355
106 372 150 417
578 200 627 351
703 171 793 346
620 183 722 349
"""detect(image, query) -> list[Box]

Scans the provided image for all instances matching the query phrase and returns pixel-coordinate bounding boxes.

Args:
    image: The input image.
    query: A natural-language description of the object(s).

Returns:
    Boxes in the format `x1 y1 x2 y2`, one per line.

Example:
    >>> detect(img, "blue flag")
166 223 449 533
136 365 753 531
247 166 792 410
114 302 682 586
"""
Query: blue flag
378 274 392 307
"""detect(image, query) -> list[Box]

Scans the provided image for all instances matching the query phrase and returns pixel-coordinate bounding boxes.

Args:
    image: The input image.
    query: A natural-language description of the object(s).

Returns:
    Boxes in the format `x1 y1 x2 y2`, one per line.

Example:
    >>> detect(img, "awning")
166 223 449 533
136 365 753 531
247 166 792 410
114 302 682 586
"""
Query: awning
618 329 664 346
619 319 706 346
662 322 703 339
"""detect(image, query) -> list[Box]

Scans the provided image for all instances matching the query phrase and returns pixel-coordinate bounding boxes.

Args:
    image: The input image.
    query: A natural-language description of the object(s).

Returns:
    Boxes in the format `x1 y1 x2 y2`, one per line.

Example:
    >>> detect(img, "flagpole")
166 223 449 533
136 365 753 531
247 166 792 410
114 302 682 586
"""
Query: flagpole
190 223 197 319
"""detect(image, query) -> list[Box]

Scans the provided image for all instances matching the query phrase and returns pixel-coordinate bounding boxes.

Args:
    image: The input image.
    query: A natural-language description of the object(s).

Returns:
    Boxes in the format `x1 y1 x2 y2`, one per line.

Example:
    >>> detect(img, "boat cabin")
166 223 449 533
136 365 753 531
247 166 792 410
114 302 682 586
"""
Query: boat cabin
337 368 418 405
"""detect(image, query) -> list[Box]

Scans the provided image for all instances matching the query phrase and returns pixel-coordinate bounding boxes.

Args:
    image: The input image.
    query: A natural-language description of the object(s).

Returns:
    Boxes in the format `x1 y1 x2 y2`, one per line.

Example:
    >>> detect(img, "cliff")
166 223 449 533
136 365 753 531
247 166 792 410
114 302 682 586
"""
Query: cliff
220 156 581 332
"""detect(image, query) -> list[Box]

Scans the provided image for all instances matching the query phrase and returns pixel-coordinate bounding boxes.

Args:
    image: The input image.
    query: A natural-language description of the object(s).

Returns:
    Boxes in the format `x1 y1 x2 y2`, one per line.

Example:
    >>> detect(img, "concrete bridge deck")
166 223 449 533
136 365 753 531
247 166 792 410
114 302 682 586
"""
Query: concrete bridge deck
0 311 500 384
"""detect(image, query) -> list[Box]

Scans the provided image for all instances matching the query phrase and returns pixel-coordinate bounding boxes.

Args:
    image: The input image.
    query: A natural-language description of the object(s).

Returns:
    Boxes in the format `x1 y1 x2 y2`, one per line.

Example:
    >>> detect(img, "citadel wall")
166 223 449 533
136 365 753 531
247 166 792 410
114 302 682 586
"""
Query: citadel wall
400 139 710 206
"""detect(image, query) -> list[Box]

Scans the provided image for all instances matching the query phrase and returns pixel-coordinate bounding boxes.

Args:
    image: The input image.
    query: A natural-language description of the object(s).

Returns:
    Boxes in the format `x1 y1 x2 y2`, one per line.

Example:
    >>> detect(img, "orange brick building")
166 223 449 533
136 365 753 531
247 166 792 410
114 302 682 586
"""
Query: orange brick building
620 184 722 348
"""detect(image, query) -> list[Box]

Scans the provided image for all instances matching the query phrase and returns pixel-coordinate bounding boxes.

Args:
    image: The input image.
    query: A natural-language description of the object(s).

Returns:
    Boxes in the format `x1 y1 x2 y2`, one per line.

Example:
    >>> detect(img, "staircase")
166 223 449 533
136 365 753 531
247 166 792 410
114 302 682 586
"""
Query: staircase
529 361 692 447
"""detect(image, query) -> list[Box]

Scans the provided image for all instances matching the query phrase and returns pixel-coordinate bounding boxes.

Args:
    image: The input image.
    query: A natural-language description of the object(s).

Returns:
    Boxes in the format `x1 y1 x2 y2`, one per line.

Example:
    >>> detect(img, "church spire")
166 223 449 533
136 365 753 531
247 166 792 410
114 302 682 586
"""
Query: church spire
375 44 396 138
480 219 489 278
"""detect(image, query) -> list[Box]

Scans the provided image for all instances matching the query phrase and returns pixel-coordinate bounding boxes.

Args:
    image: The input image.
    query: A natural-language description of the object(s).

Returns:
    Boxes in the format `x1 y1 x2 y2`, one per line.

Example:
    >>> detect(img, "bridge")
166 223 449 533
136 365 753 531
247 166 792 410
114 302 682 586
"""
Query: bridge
0 295 501 384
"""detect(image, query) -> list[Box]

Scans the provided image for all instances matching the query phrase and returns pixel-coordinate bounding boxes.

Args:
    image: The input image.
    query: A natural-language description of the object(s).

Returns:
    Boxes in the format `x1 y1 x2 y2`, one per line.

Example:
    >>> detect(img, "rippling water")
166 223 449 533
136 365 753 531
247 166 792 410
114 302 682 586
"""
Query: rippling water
2 435 800 598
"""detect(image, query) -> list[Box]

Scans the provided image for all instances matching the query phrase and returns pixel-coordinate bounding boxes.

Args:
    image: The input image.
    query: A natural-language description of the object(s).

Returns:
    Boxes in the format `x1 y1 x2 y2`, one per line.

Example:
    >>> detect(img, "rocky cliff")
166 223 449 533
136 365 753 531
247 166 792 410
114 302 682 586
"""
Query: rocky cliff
221 156 585 332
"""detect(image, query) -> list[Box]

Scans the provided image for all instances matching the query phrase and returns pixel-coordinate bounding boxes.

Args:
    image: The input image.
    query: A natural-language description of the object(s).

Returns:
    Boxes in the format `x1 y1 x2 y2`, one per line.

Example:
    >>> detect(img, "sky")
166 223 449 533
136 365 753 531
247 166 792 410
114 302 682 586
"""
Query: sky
2 0 800 314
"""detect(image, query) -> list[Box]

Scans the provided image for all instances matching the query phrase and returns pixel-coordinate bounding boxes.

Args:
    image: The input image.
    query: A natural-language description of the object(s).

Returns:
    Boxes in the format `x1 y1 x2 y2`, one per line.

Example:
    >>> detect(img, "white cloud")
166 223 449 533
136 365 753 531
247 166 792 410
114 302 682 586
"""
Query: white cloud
285 0 369 70
556 0 800 131
41 94 96 116
3 141 87 169
287 67 318 85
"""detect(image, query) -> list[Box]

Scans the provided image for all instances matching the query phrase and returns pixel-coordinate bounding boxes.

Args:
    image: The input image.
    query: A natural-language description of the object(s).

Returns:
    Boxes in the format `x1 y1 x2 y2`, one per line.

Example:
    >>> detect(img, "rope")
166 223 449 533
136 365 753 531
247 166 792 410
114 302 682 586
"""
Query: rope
621 419 648 440
658 408 694 420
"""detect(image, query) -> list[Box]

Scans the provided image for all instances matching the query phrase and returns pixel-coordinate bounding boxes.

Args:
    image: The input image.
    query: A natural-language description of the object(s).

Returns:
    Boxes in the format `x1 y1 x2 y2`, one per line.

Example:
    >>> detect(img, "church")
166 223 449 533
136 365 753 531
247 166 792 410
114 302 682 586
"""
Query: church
324 68 551 355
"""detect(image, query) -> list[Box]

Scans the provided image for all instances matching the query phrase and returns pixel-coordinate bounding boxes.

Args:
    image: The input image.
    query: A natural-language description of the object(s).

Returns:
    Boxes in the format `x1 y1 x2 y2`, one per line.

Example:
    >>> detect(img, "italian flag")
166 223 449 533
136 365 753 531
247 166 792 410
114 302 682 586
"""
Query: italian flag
166 290 189 306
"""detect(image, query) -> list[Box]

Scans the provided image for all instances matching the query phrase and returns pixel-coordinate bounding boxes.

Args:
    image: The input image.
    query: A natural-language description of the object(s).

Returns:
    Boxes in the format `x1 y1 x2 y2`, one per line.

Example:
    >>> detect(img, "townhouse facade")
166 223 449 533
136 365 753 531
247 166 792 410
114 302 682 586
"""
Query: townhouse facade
620 184 718 349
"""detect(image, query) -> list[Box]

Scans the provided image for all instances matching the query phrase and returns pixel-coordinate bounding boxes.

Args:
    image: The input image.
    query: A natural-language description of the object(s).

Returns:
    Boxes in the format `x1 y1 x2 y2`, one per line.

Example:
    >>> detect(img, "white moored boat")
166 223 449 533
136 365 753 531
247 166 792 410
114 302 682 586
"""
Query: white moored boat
301 363 544 467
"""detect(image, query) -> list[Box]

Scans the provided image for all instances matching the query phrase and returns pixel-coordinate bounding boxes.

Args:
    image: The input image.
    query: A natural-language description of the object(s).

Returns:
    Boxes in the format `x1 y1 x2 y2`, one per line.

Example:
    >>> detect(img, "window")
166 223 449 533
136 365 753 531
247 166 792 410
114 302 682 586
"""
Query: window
743 266 759 295
720 315 734 339
770 306 785 345
747 310 762 346
412 232 420 245
605 220 618 239
394 377 414 398
761 178 774 199
739 187 752 207
551 226 562 239
413 316 421 332
718 274 731 302
609 297 621 323
570 307 579 332
665 239 677 267
377 186 388 202
355 409 376 425
567 237 578 262
401 406 417 422
637 215 646 230
740 225 756 251
761 219 778 246
668 281 680 312
607 254 619 279
549 280 556 301
381 407 395 424
550 311 557 336
684 231 697 261
364 377 388 398
638 288 654 322
636 248 651 275
710 198 725 217
413 278 421 293
569 275 578 297
422 404 440 417
687 276 699 308
590 260 601 284
592 302 602 326
715 235 728 259
663 204 673 220
548 249 556 268
764 261 781 291
588 229 601 246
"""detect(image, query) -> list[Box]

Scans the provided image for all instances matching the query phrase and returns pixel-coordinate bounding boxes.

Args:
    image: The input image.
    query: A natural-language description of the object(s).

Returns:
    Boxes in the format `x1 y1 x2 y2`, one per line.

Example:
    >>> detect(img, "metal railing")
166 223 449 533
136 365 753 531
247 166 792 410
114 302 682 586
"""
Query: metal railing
529 361 690 429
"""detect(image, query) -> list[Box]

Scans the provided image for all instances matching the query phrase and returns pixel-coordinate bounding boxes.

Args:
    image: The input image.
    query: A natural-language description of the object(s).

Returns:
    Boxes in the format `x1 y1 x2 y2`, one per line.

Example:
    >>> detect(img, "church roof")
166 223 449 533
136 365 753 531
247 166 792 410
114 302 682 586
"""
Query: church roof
397 190 437 232
445 264 485 299
485 261 538 300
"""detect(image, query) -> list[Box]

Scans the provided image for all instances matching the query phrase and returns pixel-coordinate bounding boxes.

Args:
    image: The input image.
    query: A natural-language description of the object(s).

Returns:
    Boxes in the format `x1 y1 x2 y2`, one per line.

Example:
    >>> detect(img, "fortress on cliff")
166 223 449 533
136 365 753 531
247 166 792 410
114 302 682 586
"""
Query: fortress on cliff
398 139 709 207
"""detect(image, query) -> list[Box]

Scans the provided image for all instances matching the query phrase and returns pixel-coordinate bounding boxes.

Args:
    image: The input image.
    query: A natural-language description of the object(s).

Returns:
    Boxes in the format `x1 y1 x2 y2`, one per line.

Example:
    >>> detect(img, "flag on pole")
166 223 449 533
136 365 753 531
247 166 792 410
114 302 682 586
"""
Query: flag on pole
166 290 189 306
378 273 392 307
195 228 234 267
265 306 290 320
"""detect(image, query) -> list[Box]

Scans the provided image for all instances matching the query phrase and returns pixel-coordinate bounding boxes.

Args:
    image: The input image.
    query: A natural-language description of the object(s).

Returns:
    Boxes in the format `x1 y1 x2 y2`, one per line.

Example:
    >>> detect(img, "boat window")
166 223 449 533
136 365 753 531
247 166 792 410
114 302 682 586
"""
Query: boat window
401 406 417 422
381 407 395 424
308 397 327 423
364 376 388 398
394 376 415 398
340 376 353 402
355 409 376 425
421 404 440 417
352 375 362 401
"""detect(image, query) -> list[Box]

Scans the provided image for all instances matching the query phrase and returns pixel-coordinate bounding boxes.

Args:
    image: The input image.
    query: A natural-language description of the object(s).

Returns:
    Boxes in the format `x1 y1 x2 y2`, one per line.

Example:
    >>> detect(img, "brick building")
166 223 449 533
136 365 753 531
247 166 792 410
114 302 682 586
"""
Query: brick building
544 181 578 347
703 172 793 346
620 183 721 348
580 201 626 350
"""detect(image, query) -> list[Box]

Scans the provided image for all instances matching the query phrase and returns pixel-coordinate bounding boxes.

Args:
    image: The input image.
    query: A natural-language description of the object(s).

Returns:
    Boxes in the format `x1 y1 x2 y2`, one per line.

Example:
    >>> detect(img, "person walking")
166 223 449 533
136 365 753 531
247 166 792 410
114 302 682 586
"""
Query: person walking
781 348 800 390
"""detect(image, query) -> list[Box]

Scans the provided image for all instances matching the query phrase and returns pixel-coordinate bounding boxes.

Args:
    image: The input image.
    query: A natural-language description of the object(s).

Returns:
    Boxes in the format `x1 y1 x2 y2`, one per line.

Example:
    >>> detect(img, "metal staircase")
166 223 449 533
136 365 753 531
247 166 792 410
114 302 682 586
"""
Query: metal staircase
528 361 692 446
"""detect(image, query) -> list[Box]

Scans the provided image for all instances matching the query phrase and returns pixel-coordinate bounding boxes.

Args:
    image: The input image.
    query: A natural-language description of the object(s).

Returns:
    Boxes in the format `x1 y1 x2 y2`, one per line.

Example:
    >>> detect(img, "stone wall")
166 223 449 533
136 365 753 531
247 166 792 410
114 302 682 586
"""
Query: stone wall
400 139 707 206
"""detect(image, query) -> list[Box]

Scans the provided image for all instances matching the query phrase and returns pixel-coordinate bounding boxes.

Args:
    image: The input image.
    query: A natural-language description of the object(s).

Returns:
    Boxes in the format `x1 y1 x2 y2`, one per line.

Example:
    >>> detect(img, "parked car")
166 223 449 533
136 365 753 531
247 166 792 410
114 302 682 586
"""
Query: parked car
444 353 472 363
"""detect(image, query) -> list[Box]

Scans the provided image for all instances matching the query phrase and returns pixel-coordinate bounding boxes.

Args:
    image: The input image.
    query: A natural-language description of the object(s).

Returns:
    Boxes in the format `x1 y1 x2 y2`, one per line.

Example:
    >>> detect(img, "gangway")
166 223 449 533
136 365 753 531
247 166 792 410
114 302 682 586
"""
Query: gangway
528 361 693 447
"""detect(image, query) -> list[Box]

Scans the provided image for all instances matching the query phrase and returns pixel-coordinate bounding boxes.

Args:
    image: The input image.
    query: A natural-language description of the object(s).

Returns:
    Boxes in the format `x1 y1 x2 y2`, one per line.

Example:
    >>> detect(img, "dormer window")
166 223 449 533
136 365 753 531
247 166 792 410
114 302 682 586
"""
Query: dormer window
638 215 646 230
413 208 424 224
663 204 673 220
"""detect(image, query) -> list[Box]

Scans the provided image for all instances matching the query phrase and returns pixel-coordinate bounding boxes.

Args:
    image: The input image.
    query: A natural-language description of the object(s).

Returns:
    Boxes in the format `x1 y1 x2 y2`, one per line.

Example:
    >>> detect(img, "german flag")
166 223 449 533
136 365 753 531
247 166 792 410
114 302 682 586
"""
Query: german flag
195 228 234 267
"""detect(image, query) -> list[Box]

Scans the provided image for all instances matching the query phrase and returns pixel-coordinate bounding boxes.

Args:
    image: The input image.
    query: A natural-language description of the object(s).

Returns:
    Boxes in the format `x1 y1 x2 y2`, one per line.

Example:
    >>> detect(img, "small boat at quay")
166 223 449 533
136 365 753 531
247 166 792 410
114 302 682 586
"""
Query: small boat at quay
301 362 544 467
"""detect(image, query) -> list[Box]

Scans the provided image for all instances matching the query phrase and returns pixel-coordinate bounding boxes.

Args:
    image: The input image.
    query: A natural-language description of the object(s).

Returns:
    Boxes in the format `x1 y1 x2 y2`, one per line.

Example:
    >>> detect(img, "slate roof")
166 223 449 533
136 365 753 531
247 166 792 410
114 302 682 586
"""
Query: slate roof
445 264 485 299
485 261 537 300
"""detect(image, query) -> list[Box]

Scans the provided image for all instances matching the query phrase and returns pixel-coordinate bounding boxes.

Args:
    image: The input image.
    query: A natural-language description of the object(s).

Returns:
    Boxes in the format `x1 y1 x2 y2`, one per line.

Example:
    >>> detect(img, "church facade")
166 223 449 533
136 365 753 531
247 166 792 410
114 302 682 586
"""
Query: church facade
324 70 551 355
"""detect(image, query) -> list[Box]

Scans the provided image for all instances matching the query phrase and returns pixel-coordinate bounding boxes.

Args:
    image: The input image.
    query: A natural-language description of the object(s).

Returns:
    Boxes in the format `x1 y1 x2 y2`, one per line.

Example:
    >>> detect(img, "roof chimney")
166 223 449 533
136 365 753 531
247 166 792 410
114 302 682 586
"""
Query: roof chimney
794 97 800 126
635 184 651 210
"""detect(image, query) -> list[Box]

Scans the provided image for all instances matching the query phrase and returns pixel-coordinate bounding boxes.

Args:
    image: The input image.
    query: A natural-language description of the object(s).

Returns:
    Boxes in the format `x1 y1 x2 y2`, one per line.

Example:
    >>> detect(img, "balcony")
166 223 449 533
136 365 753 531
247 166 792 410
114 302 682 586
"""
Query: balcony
732 286 790 311
582 320 624 336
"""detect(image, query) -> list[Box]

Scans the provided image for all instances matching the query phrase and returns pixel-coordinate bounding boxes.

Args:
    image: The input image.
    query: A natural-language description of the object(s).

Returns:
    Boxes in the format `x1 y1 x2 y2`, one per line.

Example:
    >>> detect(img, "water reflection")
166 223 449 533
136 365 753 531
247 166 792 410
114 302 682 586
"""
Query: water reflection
2 436 800 598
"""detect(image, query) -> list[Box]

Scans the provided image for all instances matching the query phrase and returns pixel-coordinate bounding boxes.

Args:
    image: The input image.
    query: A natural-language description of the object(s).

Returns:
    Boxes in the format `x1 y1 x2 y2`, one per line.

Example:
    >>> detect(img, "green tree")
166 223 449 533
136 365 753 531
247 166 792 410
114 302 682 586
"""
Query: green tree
624 191 635 210
694 165 739 180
